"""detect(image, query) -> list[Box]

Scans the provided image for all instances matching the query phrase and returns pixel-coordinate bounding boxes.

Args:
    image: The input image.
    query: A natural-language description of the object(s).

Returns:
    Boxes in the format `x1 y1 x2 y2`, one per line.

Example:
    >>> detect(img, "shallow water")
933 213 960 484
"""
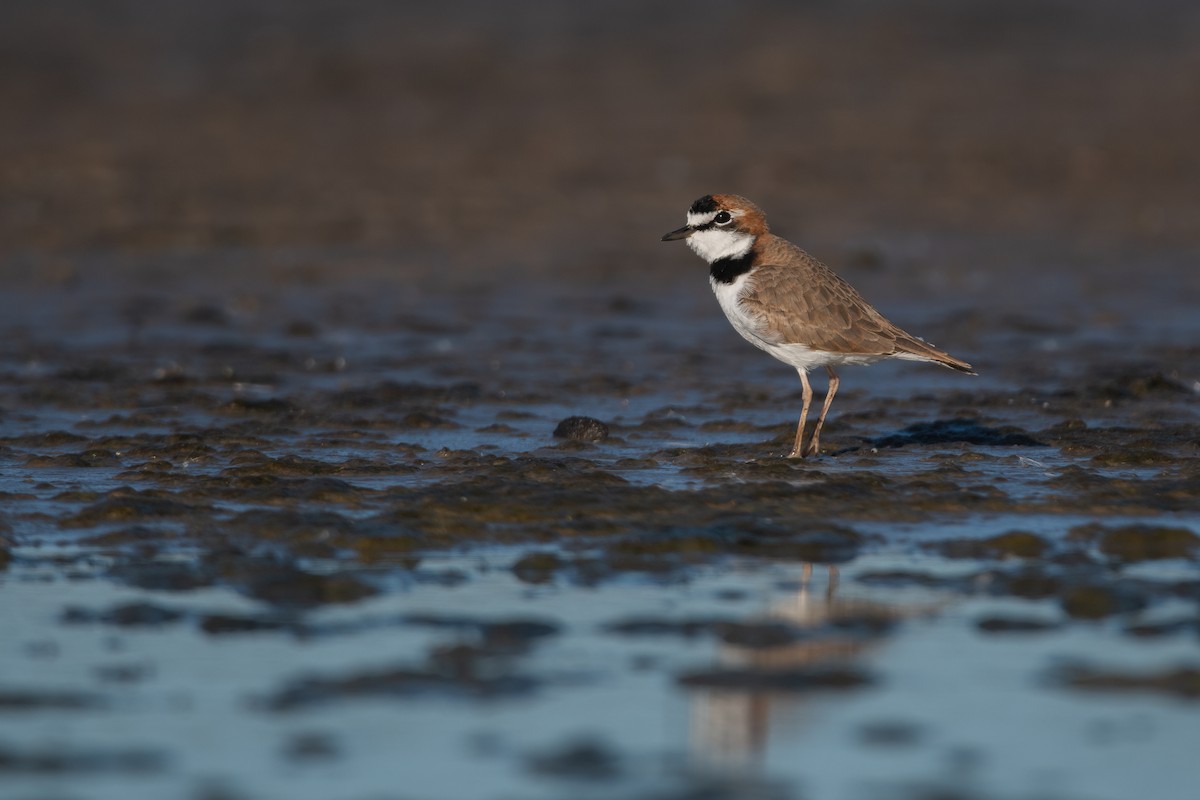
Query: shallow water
4 546 1199 800
2 249 1199 800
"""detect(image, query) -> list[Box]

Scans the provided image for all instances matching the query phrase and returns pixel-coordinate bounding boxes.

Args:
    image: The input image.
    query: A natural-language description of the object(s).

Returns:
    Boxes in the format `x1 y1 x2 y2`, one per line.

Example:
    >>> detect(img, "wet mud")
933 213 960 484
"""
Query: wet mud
3 1 1200 799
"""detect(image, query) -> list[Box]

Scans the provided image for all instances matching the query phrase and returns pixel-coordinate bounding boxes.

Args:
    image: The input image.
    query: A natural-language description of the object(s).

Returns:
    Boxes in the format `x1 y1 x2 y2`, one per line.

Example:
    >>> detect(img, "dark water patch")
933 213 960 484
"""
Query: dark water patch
605 617 798 647
181 303 231 326
96 532 383 604
335 381 484 409
400 614 561 654
282 731 341 763
223 396 298 417
107 560 219 592
728 525 864 564
1052 664 1200 700
54 361 130 382
604 612 893 648
975 616 1062 634
1124 617 1200 639
857 720 925 748
855 569 976 591
874 418 1046 449
260 657 542 711
93 662 155 683
864 566 1060 597
200 614 293 635
0 689 106 711
698 418 768 433
526 738 622 781
61 599 289 636
677 665 873 693
0 743 166 775
62 601 186 628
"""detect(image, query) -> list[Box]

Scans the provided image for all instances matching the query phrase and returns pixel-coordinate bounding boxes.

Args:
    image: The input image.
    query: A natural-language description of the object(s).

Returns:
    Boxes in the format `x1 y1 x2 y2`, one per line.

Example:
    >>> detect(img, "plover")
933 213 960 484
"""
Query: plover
662 194 974 458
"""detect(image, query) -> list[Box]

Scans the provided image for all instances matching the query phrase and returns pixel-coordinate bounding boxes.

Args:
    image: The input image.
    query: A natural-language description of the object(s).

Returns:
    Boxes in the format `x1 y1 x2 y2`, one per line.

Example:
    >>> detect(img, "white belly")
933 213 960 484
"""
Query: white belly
710 275 885 372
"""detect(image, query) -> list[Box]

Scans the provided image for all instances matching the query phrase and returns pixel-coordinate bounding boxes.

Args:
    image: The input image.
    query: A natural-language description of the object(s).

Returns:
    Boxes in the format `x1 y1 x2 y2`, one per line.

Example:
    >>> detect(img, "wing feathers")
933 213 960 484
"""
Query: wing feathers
739 235 973 373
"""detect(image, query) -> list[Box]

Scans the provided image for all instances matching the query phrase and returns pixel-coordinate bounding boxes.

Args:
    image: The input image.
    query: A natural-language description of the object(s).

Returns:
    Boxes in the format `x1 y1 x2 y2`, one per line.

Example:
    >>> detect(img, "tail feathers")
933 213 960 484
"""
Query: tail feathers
932 354 976 375
893 334 976 375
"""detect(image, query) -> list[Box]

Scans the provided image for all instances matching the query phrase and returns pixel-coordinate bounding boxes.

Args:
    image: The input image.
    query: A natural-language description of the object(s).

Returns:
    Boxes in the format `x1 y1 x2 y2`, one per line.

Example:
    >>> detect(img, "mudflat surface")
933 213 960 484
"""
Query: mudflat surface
2 2 1199 799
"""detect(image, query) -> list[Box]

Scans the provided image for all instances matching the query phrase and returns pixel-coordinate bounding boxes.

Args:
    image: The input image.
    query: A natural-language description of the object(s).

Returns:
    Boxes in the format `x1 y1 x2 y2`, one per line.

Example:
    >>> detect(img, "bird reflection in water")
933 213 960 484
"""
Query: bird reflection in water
687 564 909 766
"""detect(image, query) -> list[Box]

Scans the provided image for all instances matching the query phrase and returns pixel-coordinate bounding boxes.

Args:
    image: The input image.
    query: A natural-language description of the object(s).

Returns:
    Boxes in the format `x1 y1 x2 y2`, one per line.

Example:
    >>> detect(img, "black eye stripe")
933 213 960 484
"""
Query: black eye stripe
691 211 734 232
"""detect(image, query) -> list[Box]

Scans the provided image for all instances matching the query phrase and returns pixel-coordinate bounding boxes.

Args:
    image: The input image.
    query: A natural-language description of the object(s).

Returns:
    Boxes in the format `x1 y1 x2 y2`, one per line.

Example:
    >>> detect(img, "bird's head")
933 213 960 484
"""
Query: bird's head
661 194 768 264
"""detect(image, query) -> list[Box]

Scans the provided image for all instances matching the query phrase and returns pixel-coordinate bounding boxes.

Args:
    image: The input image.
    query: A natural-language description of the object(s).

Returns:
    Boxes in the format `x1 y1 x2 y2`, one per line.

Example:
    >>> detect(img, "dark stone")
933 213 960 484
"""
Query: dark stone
553 416 609 442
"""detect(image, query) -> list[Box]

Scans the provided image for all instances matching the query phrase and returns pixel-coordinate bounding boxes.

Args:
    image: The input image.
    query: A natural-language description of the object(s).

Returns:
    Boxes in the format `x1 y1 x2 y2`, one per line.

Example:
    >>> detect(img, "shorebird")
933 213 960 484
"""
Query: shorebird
662 194 974 458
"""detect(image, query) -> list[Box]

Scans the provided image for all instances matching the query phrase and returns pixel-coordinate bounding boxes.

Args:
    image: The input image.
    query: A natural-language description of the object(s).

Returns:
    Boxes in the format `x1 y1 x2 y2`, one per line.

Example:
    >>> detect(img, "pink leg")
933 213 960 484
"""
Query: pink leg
802 366 840 457
788 369 813 458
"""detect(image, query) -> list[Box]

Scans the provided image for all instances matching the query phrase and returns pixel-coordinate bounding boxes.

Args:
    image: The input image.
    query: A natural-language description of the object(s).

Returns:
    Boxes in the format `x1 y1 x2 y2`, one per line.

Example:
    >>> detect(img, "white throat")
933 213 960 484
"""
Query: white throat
686 229 755 264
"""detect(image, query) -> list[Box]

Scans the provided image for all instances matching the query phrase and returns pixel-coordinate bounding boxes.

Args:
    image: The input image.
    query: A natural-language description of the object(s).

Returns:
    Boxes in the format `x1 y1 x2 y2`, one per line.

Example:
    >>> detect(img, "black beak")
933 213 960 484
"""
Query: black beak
661 225 693 242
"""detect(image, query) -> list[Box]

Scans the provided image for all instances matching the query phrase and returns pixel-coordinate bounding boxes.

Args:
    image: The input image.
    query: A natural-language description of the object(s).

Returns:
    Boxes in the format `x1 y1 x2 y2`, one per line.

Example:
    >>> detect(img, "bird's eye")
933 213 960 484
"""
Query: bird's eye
714 211 733 225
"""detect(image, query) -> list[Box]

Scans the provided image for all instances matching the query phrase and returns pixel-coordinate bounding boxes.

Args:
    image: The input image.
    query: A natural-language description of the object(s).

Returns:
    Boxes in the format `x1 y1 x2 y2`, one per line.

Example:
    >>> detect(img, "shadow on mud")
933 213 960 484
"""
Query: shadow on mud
873 418 1047 449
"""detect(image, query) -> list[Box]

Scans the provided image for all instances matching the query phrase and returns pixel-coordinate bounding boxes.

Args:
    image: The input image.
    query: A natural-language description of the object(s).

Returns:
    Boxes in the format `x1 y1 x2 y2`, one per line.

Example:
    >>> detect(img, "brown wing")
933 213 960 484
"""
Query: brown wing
739 240 901 355
739 236 975 372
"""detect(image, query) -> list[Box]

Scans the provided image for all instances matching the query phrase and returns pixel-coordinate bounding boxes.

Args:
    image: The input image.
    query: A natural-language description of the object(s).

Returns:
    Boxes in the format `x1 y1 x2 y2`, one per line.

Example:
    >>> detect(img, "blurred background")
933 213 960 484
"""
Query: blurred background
3 0 1199 287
